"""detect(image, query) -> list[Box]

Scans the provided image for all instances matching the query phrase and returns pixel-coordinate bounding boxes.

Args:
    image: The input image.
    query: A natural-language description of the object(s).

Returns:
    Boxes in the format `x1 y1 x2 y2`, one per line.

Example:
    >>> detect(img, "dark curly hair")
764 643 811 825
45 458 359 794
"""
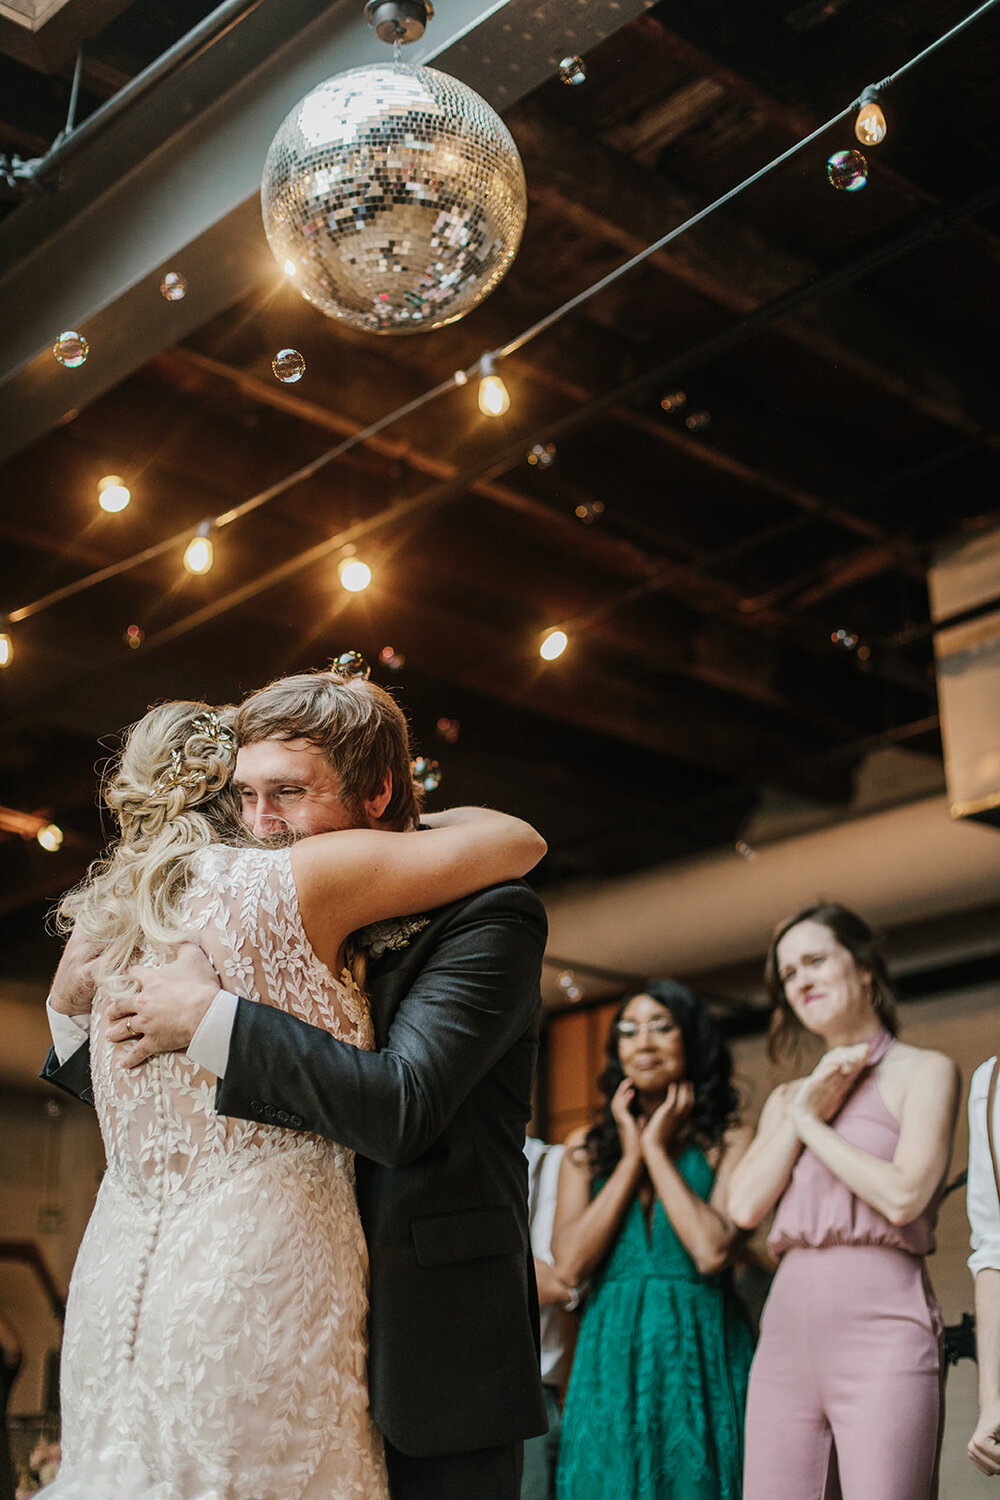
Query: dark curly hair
764 902 897 1063
583 979 740 1180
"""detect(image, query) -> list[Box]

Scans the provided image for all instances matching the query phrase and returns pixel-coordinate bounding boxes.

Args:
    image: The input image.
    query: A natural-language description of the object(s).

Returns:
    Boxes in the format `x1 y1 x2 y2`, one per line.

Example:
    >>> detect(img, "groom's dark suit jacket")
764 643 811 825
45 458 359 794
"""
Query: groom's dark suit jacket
43 878 548 1460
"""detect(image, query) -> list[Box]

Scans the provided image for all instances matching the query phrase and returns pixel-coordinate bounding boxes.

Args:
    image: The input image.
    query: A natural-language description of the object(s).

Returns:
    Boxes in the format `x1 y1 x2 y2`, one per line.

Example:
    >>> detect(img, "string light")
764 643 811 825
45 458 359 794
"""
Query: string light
183 523 215 576
97 474 131 513
540 628 568 660
338 556 373 592
36 823 64 852
477 354 510 417
4 7 995 651
855 86 887 145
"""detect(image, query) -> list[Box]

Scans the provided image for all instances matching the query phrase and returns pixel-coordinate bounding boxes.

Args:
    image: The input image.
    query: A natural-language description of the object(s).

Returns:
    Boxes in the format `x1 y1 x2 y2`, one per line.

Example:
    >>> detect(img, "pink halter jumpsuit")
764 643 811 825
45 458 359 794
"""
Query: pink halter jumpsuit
743 1030 944 1500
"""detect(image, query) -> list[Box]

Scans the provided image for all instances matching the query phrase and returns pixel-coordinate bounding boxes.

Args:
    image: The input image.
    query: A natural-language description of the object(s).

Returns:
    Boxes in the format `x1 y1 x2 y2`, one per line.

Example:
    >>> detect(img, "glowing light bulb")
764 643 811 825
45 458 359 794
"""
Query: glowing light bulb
183 528 214 575
477 354 510 417
338 557 372 593
0 632 11 667
855 95 887 146
98 474 131 512
37 823 64 852
283 259 297 277
540 629 568 661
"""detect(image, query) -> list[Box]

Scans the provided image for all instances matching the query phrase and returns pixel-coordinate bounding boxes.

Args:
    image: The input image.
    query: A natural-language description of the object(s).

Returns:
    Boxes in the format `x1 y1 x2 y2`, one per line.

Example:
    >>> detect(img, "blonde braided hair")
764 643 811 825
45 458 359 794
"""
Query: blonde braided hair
56 701 244 1001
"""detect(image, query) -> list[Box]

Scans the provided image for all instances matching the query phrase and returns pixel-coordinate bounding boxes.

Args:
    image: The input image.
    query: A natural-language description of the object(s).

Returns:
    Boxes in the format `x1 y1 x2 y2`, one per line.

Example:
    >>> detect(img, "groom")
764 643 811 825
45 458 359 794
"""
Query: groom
43 668 548 1500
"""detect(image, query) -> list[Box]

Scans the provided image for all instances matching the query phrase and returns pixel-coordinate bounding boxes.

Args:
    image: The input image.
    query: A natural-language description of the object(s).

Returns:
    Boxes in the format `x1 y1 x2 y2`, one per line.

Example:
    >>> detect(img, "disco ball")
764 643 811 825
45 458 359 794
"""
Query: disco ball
261 62 527 334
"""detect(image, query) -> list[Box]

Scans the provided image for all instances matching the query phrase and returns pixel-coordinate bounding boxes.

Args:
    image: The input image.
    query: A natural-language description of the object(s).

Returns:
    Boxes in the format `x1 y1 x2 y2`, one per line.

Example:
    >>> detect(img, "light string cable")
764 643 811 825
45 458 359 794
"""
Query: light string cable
4 0 998 637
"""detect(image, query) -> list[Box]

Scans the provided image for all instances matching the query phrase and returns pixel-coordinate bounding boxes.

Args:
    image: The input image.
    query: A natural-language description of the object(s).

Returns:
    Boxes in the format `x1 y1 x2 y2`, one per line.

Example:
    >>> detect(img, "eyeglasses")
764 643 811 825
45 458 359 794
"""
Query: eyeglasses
614 1017 676 1039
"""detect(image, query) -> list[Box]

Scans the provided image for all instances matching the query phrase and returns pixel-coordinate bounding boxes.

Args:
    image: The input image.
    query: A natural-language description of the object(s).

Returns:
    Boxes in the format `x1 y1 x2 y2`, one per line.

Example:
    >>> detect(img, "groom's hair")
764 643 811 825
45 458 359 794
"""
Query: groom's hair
235 669 422 831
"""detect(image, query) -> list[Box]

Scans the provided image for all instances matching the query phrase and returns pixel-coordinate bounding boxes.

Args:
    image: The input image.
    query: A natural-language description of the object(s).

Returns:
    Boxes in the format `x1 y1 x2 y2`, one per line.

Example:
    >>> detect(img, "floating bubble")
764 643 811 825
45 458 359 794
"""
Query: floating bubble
684 410 712 432
272 348 306 383
558 55 586 86
734 840 757 862
379 645 405 670
660 390 687 412
527 442 556 468
412 756 442 792
436 717 460 744
831 628 859 651
575 500 605 525
331 650 370 679
827 149 868 192
565 983 583 1002
160 271 187 302
53 331 89 368
124 624 145 650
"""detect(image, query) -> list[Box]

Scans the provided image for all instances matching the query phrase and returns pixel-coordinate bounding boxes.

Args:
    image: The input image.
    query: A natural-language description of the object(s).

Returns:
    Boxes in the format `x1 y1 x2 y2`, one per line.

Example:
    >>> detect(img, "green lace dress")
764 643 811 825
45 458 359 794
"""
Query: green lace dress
556 1146 753 1500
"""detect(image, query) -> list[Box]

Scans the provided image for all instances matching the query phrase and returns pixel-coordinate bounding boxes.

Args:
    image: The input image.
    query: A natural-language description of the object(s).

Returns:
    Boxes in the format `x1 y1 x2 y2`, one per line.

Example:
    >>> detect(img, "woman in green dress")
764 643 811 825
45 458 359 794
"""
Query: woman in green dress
553 981 754 1500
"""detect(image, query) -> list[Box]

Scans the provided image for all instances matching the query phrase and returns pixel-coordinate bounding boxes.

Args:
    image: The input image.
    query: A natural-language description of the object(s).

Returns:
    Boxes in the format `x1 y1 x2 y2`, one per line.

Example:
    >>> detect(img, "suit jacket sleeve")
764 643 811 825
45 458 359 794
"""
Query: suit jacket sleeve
214 882 546 1167
40 1041 95 1105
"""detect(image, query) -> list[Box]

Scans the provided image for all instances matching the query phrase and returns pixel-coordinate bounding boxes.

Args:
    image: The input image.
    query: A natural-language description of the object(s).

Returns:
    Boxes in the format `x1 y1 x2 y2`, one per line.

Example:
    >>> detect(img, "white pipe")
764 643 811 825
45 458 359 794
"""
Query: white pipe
544 794 1000 978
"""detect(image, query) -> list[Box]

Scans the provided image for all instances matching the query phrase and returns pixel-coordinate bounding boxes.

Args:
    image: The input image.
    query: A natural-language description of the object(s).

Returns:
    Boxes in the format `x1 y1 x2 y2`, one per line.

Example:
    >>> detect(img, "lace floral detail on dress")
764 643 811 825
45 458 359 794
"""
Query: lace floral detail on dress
53 843 388 1500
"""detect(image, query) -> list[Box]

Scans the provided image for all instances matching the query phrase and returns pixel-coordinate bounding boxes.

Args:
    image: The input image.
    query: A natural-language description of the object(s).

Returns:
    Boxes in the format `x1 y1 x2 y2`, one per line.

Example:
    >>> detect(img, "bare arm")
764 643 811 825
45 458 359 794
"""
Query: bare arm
727 1045 871 1230
292 805 545 960
641 1094 751 1275
726 1084 804 1230
971 1269 1000 1476
791 1049 959 1226
551 1084 644 1285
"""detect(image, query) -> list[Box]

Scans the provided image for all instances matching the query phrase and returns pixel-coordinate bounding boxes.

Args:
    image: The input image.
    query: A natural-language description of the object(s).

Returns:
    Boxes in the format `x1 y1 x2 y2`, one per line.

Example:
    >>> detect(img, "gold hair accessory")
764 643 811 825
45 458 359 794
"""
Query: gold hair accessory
153 712 236 794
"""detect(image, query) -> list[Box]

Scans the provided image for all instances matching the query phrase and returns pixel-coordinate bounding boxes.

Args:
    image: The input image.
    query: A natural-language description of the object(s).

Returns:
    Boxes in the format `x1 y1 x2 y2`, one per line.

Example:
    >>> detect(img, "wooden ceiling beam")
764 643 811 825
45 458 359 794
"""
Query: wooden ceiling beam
509 100 1000 440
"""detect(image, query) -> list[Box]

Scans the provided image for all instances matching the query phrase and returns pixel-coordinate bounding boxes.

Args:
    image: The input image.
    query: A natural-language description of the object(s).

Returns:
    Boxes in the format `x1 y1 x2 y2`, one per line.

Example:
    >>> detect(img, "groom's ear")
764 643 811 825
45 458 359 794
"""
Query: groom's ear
363 772 393 825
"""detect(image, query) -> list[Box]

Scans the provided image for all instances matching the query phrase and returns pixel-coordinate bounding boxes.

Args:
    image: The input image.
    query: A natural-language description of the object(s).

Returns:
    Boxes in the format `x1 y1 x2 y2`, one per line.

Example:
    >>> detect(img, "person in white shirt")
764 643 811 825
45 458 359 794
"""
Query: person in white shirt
967 1055 1000 1477
523 1138 578 1500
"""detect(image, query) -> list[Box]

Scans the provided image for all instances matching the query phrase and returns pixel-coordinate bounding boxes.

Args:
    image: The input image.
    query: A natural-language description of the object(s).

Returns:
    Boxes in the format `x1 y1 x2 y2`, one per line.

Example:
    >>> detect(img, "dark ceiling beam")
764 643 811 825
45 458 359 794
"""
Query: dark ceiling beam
509 100 1000 440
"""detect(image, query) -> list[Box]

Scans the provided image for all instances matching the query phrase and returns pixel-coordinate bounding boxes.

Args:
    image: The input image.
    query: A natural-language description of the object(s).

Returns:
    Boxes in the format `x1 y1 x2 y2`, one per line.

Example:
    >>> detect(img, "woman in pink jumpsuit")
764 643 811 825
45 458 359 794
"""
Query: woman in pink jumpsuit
728 903 960 1500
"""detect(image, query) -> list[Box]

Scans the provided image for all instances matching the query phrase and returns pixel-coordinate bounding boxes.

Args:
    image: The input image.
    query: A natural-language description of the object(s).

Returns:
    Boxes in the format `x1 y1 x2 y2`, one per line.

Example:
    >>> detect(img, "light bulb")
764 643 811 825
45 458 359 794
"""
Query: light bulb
855 98 887 146
183 532 214 575
98 475 131 513
540 629 568 661
0 632 11 667
37 823 64 852
338 558 372 593
283 259 297 277
477 354 510 417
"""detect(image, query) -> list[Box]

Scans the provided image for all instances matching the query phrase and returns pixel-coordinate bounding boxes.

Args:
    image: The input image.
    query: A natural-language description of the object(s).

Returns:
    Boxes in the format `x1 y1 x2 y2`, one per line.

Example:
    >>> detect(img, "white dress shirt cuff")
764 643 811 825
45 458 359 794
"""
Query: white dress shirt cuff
46 1001 90 1064
185 989 239 1079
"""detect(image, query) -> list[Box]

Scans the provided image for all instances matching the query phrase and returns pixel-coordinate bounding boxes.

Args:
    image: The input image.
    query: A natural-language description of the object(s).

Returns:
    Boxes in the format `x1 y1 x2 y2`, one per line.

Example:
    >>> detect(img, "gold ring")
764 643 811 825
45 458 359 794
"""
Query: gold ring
125 1016 137 1037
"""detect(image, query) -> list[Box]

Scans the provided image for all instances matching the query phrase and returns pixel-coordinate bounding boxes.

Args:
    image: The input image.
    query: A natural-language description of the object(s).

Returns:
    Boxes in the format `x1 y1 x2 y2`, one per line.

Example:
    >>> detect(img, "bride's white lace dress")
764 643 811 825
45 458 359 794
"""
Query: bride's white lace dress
50 844 389 1500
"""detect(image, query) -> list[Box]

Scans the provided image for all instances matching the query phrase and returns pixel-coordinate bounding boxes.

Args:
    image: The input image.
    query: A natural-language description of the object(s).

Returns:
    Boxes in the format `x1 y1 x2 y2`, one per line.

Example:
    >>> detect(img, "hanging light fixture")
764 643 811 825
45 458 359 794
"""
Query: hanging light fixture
338 556 373 593
260 1 526 334
540 629 568 661
36 823 64 852
477 354 510 417
183 523 215 576
97 475 131 513
855 86 887 146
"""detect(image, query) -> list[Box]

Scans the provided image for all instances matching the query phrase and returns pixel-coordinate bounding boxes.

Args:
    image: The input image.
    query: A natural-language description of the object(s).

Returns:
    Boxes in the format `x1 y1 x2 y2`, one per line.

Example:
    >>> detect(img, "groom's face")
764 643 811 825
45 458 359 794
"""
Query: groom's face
234 737 363 840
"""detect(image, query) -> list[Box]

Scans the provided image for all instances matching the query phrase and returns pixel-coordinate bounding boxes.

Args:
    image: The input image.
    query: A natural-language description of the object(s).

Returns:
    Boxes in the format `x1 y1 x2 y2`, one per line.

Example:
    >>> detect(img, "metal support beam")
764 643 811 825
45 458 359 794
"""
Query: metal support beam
0 0 655 463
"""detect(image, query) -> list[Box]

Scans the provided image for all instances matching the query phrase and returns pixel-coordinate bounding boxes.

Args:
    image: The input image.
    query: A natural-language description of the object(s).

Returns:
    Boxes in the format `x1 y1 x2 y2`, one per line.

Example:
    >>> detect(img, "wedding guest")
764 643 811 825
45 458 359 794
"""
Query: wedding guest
966 1053 1000 1477
552 981 753 1500
729 903 959 1500
522 1137 576 1500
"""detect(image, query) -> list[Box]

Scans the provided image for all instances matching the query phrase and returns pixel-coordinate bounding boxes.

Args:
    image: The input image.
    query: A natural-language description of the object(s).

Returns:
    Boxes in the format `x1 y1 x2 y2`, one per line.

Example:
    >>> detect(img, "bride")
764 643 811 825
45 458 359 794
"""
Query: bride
43 700 546 1499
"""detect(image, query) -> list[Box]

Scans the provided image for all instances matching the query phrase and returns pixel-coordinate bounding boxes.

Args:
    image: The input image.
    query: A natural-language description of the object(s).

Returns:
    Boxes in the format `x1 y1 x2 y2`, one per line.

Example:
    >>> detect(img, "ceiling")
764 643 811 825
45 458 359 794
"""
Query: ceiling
1 0 999 991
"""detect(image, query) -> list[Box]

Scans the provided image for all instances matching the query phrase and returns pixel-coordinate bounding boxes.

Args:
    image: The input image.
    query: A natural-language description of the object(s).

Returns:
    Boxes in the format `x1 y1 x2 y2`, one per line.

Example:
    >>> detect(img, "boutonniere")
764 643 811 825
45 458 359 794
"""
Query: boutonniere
354 913 431 958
